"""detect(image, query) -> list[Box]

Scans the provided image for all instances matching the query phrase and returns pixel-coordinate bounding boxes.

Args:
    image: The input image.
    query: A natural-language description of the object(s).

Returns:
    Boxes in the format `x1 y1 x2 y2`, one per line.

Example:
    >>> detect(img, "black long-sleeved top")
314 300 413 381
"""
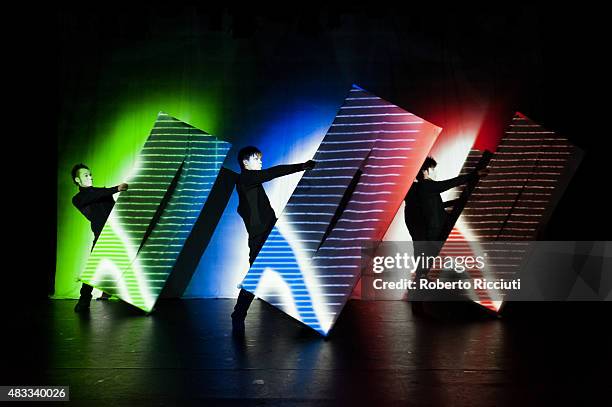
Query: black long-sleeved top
236 163 307 236
72 186 119 238
404 172 477 241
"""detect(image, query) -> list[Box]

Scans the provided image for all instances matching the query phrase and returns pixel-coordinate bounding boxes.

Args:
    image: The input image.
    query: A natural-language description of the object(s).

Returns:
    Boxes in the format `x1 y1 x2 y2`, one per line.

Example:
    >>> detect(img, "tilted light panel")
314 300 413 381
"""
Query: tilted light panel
241 85 442 335
433 113 583 313
79 112 231 312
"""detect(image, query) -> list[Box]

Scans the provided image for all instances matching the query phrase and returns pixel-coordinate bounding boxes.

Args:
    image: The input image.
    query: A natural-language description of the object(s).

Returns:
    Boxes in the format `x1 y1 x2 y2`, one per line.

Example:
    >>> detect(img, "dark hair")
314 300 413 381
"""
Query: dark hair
71 163 90 185
237 146 262 170
417 156 437 181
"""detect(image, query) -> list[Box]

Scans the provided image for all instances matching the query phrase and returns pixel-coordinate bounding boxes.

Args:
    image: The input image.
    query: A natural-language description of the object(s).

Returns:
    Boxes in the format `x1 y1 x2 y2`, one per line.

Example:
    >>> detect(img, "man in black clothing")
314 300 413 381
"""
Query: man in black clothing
404 156 488 279
231 146 316 334
71 163 128 312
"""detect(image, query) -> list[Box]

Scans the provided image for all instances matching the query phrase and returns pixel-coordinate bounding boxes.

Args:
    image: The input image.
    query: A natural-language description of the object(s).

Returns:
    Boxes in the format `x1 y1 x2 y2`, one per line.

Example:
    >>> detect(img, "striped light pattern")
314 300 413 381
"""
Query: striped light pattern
431 112 582 312
443 149 485 203
79 112 231 312
241 85 442 335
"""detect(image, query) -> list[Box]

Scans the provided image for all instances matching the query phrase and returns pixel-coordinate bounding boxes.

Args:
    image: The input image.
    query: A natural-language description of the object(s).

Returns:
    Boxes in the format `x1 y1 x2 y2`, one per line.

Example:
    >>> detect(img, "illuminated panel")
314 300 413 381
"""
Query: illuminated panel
79 112 231 312
241 85 442 335
358 145 482 301
433 112 583 312
444 149 485 203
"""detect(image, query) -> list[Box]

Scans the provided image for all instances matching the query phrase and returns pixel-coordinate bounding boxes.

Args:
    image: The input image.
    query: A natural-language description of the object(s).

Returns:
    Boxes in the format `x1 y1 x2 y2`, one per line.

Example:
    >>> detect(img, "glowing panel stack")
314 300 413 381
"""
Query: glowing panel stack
434 112 583 312
240 85 442 335
79 112 231 312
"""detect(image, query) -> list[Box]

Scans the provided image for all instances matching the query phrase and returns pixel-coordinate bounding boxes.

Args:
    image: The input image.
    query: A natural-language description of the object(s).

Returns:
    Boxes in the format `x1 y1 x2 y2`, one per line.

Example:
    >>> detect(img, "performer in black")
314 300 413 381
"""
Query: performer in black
404 156 488 280
231 146 316 335
71 163 128 312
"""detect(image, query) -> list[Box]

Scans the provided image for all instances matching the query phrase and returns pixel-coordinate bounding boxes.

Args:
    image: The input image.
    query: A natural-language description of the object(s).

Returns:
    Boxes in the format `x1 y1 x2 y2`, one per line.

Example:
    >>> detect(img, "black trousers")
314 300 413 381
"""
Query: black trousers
79 283 94 302
78 236 99 302
405 223 445 281
231 223 275 320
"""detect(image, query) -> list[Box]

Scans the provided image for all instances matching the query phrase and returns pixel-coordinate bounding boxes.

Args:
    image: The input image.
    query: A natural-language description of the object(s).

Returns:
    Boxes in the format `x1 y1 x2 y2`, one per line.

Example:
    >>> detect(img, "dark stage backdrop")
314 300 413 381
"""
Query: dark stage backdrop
56 6 606 299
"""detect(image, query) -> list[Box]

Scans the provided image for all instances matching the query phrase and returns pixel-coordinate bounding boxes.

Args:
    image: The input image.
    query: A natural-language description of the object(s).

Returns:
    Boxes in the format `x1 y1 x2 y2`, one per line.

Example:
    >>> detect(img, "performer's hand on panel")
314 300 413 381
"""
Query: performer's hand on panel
302 160 316 170
477 168 489 178
118 183 129 192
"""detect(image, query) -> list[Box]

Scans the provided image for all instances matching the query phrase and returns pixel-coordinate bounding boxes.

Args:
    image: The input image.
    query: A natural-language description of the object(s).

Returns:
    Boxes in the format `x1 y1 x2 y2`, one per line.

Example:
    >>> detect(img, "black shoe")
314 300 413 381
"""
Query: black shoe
96 292 111 301
232 316 245 336
74 299 90 313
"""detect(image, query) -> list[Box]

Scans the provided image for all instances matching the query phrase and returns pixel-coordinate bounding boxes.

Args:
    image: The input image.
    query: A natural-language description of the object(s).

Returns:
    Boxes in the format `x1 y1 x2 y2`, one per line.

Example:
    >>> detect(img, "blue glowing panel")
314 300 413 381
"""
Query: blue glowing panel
80 112 231 312
241 85 442 335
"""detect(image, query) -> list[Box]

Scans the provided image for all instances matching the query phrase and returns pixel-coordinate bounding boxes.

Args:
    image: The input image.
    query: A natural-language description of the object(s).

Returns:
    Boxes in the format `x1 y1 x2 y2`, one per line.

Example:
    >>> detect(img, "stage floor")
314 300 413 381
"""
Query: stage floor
7 298 610 406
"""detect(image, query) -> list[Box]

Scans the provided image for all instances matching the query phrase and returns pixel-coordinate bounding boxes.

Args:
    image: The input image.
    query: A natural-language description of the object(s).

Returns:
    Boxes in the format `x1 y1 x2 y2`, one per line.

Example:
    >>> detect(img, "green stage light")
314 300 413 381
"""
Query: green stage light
56 96 220 299
78 112 231 312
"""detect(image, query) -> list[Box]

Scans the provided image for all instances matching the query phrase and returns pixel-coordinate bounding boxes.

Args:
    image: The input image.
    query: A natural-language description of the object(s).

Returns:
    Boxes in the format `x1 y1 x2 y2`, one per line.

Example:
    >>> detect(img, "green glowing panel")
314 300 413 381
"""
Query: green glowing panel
79 112 231 312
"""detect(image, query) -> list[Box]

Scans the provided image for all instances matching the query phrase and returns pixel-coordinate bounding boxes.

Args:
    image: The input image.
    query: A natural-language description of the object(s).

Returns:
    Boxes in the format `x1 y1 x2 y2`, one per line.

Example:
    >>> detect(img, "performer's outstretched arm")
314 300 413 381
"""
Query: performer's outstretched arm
419 172 478 194
72 185 127 208
239 160 315 187
72 186 119 207
443 198 460 208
